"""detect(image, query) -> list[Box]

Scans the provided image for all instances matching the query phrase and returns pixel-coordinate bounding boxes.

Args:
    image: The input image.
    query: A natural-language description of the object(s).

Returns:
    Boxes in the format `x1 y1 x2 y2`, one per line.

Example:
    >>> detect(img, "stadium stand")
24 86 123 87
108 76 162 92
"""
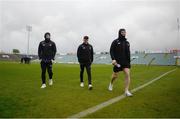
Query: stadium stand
131 53 176 66
0 53 38 62
0 52 179 66
55 52 178 66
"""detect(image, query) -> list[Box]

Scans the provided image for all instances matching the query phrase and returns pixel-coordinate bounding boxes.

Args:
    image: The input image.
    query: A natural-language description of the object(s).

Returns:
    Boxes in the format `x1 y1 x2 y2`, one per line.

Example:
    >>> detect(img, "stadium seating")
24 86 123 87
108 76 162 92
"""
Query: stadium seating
55 53 177 66
0 54 38 61
0 52 178 66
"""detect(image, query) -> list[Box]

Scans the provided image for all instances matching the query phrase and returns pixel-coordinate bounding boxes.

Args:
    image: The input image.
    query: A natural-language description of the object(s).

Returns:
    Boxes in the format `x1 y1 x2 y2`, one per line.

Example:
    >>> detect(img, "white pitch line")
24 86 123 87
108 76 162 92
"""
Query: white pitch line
67 68 177 119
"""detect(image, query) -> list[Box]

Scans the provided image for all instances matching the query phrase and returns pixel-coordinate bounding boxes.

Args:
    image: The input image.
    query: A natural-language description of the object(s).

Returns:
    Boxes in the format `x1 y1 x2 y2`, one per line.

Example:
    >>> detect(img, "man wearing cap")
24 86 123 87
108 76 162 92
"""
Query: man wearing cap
109 29 133 96
38 32 57 88
77 36 94 90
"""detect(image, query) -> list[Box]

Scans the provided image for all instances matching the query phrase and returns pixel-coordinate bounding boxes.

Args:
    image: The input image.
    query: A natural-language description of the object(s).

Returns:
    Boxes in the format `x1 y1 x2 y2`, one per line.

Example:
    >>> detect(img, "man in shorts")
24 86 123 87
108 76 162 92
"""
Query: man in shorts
109 28 132 96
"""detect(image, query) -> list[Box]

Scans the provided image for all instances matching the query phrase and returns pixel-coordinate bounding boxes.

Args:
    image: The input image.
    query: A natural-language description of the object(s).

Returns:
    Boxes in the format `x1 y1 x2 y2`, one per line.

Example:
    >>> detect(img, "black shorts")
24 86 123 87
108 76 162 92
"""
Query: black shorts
113 64 131 72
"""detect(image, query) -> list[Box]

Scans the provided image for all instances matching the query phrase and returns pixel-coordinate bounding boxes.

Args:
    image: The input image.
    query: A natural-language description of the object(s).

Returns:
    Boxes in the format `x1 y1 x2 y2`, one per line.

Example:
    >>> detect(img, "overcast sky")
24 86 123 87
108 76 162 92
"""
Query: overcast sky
0 0 180 54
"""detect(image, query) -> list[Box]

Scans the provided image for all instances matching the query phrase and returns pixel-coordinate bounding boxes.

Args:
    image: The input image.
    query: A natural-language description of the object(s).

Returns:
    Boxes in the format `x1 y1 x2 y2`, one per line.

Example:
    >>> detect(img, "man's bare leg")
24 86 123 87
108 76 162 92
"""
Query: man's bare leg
123 68 132 96
108 72 119 91
111 72 119 84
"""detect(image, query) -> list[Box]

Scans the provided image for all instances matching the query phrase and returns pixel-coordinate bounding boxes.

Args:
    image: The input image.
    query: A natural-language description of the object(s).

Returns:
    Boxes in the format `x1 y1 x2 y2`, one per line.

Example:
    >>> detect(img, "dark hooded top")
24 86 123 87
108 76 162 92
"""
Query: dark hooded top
38 33 57 61
110 30 130 65
77 43 94 64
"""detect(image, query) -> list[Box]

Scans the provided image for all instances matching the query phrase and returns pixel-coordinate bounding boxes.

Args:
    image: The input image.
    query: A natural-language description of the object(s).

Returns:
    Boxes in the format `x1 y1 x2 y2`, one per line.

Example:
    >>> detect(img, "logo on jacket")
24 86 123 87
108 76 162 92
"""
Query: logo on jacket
82 46 86 49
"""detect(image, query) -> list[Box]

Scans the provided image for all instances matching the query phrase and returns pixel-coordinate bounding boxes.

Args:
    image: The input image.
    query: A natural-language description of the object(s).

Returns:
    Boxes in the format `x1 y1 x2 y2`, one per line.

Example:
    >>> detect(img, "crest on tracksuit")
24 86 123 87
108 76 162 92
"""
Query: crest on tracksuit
89 46 91 50
82 46 86 49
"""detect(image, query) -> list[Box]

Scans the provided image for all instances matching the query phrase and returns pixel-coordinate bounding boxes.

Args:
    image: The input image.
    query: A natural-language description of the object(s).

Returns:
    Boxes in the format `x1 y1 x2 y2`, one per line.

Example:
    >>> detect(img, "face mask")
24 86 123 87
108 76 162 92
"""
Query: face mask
45 38 50 42
118 29 126 39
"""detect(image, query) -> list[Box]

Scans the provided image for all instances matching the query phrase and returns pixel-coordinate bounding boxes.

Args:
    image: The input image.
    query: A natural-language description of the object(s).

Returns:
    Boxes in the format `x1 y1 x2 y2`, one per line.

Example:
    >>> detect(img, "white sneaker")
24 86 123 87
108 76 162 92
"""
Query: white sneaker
108 82 113 91
80 82 84 87
41 84 46 89
49 79 53 86
125 90 133 97
88 84 93 90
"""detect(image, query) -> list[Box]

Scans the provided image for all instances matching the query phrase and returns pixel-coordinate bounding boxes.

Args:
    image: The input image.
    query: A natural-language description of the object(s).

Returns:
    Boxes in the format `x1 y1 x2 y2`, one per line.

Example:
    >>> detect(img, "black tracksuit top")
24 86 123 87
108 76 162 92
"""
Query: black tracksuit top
38 40 57 61
77 43 94 64
110 38 130 65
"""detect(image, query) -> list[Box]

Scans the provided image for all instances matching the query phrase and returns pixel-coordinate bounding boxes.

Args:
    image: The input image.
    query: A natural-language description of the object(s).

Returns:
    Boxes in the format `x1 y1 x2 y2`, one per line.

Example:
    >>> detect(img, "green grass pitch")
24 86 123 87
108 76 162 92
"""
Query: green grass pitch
0 61 179 118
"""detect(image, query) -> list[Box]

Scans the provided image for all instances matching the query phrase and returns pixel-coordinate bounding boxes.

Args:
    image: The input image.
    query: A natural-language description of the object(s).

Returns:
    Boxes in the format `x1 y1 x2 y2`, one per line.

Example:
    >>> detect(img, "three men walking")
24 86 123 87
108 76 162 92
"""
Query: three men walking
38 29 132 96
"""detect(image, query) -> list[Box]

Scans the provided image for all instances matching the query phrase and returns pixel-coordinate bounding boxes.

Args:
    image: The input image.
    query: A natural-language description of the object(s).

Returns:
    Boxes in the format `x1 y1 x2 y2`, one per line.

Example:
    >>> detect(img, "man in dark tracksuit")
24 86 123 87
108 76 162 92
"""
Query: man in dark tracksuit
38 32 57 88
108 29 133 96
77 36 94 90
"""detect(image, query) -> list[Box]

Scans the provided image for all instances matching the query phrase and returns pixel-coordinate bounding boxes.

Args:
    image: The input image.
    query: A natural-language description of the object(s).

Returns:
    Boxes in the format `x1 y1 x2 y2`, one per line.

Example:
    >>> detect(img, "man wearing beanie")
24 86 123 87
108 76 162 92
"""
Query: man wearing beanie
77 36 94 90
38 32 57 88
109 29 133 96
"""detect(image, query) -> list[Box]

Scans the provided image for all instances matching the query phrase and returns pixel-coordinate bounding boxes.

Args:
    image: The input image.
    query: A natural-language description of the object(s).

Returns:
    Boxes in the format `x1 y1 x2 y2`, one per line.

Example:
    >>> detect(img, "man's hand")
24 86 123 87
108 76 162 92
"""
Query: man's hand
112 60 117 66
51 59 56 63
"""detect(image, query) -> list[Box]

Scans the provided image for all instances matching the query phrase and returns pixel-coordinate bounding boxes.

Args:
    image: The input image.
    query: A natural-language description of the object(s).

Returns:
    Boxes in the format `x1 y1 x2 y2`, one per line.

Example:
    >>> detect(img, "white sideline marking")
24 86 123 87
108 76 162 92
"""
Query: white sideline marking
68 68 177 118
